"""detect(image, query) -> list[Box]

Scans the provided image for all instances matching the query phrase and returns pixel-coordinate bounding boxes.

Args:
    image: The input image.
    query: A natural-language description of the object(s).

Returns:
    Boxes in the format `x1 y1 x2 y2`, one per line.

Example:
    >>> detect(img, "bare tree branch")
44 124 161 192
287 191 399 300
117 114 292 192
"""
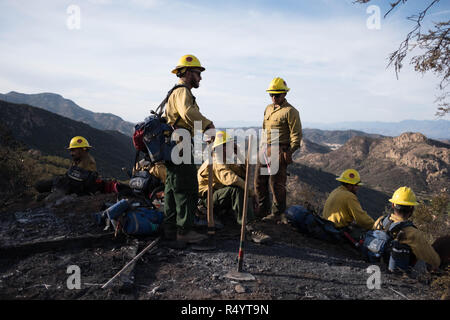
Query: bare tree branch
355 0 449 116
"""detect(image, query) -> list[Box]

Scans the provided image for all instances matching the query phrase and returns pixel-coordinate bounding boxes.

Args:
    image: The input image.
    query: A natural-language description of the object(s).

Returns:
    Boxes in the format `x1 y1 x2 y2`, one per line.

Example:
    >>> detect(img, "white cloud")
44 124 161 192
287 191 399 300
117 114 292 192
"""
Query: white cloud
0 1 445 124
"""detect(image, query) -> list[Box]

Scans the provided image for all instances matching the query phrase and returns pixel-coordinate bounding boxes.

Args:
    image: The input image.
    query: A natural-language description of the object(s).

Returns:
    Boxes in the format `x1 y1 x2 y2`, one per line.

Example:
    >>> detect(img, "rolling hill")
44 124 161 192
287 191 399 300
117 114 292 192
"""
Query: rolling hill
0 100 136 180
295 132 450 197
0 91 135 136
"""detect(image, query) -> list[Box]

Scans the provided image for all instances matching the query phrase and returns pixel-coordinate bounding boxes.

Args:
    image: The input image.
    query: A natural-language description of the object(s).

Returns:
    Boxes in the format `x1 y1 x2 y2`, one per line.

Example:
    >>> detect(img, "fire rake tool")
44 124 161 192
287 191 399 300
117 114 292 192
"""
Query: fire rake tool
224 135 255 281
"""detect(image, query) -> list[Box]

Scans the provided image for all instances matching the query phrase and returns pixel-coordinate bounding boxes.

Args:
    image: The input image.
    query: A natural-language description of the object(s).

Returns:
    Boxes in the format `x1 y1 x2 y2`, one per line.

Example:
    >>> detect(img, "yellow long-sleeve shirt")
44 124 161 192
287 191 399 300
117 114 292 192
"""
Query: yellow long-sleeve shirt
165 80 212 136
373 214 441 269
263 100 302 153
197 159 249 197
322 185 375 230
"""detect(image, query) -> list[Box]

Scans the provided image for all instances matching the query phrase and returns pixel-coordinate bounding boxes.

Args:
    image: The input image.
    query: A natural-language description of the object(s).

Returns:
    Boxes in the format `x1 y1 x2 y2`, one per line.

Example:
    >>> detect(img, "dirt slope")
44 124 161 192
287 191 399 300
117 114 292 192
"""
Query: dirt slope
0 194 443 300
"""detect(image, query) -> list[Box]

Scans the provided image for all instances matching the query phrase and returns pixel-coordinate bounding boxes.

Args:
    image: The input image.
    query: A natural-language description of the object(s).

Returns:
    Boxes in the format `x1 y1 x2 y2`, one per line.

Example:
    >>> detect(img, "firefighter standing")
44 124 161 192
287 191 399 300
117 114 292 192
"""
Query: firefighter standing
163 54 215 244
254 77 302 224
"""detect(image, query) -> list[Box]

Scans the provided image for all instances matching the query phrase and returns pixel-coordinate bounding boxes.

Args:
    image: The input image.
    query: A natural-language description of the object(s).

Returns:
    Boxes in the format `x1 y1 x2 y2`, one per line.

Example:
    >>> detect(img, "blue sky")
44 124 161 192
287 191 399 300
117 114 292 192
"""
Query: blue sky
0 0 449 125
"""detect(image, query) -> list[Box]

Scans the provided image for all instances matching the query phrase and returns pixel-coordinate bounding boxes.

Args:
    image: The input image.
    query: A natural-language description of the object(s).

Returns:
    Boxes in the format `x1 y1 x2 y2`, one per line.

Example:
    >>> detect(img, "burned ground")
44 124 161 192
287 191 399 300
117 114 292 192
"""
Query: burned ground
0 194 446 300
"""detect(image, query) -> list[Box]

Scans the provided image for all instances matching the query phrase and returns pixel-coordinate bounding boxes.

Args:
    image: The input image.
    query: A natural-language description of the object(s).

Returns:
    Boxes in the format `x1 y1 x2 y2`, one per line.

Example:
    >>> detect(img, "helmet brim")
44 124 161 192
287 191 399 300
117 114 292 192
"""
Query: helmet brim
388 199 418 206
266 89 290 94
172 66 206 74
67 146 92 150
336 177 363 185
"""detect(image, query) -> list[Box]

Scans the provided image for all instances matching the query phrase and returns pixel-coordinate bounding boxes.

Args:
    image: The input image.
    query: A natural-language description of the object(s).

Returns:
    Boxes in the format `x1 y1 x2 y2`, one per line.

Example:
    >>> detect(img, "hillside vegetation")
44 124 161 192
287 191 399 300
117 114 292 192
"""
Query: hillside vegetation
0 100 135 180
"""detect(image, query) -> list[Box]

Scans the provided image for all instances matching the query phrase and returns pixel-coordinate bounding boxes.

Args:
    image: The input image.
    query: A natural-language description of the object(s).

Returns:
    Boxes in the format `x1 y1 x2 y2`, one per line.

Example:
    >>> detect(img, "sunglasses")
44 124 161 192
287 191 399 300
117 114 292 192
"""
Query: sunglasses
189 69 202 76
270 93 282 98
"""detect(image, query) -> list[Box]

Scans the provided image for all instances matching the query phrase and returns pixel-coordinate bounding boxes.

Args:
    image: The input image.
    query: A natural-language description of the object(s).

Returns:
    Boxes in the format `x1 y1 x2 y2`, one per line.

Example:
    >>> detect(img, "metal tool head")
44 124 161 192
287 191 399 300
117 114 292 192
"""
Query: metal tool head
223 270 255 281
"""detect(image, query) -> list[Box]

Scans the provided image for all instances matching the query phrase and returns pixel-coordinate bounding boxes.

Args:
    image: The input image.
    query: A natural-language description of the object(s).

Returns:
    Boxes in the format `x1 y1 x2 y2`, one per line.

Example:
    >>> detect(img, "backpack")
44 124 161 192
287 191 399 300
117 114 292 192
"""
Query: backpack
361 214 416 272
58 166 99 195
128 169 164 208
286 205 343 242
132 84 187 163
95 199 164 236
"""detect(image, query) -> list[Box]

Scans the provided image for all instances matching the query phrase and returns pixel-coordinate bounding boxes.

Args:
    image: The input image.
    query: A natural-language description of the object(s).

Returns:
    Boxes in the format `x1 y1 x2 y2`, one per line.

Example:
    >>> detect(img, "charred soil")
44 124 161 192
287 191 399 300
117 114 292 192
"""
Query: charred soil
0 194 446 300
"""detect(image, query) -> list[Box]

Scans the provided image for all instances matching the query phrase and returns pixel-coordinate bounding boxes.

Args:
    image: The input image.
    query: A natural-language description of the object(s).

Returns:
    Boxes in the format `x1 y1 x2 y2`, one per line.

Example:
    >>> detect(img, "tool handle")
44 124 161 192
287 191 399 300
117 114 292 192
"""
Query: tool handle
101 237 160 289
207 158 215 235
237 135 253 272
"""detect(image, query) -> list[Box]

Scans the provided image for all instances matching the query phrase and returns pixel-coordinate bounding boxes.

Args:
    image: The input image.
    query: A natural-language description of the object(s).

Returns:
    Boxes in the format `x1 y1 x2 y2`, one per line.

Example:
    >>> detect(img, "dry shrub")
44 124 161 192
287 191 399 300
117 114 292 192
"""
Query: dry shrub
412 192 450 243
412 193 450 299
286 175 326 214
0 147 69 205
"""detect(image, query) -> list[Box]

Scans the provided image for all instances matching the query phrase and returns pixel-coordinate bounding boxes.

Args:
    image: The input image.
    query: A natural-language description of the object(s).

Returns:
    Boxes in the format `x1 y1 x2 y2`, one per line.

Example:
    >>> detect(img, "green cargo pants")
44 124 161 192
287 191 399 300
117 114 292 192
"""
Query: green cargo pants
164 162 198 232
211 186 255 225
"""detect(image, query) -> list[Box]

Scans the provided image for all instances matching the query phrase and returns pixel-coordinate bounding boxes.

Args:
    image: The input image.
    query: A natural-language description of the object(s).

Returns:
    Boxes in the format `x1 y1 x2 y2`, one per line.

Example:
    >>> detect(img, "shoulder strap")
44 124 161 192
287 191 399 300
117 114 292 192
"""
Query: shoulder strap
389 220 416 233
380 214 392 230
154 84 189 117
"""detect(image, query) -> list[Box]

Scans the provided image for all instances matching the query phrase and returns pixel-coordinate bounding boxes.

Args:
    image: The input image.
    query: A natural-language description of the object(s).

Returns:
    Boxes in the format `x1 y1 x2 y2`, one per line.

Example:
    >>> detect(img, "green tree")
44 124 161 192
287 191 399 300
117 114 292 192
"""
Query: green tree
356 0 449 116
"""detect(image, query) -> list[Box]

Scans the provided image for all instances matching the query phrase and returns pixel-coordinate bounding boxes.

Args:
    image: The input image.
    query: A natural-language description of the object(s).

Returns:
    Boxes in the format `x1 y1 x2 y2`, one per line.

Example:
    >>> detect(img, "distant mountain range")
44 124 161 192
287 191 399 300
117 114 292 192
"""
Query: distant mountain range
2 91 449 140
0 100 135 180
0 92 135 136
295 132 450 197
217 119 450 140
303 120 450 140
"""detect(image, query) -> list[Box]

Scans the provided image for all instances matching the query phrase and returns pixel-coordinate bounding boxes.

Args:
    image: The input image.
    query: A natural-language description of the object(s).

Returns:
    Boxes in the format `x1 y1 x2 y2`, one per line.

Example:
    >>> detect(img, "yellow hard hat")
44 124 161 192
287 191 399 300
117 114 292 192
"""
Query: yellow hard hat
171 54 205 74
336 169 363 185
67 136 92 149
389 187 419 206
266 77 290 94
212 131 233 149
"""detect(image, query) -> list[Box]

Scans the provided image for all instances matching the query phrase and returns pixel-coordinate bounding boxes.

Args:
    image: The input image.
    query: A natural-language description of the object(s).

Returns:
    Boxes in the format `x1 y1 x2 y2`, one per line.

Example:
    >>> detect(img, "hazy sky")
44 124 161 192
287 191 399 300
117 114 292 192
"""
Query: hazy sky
1 0 449 125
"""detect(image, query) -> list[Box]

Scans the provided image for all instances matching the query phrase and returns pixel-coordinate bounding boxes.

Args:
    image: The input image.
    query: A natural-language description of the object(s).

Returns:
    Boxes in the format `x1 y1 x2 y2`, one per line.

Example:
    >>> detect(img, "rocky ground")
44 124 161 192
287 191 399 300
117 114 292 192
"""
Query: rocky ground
0 193 447 300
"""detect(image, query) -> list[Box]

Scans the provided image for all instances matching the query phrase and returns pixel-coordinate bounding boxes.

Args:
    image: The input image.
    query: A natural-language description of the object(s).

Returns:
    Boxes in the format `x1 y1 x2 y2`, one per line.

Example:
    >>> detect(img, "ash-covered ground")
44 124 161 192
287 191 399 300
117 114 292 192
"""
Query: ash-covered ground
0 194 444 300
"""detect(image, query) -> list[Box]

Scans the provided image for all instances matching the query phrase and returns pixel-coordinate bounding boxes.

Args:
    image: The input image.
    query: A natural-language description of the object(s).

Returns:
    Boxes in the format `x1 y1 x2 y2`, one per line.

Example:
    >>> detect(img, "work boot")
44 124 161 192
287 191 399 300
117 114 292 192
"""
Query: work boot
161 224 187 250
177 229 208 244
246 224 272 244
162 223 177 240
262 213 280 223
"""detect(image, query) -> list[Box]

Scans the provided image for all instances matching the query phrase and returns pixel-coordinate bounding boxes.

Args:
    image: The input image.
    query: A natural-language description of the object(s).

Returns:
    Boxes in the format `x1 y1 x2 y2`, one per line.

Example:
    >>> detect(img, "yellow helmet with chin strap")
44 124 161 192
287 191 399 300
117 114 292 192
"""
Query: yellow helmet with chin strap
389 187 419 206
171 54 205 74
336 169 363 185
67 136 92 149
266 77 290 94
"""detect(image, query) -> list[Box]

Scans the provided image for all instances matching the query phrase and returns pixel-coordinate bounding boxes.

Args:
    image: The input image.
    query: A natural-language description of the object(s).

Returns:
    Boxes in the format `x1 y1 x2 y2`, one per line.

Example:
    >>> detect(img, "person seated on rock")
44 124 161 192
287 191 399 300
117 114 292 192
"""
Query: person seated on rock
34 136 99 199
197 131 272 244
372 186 441 272
322 169 375 241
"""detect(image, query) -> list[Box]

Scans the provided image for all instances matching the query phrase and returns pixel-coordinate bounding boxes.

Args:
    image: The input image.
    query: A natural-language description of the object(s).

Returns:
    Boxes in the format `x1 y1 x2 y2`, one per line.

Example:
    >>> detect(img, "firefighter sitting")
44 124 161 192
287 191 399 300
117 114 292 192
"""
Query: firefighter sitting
197 131 272 244
34 136 99 199
322 169 375 241
372 187 441 273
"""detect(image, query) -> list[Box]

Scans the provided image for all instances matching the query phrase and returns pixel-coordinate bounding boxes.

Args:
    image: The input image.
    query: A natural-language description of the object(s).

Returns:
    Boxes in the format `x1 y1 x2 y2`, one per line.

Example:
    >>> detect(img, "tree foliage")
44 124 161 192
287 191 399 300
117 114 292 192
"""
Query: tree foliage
355 0 449 116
